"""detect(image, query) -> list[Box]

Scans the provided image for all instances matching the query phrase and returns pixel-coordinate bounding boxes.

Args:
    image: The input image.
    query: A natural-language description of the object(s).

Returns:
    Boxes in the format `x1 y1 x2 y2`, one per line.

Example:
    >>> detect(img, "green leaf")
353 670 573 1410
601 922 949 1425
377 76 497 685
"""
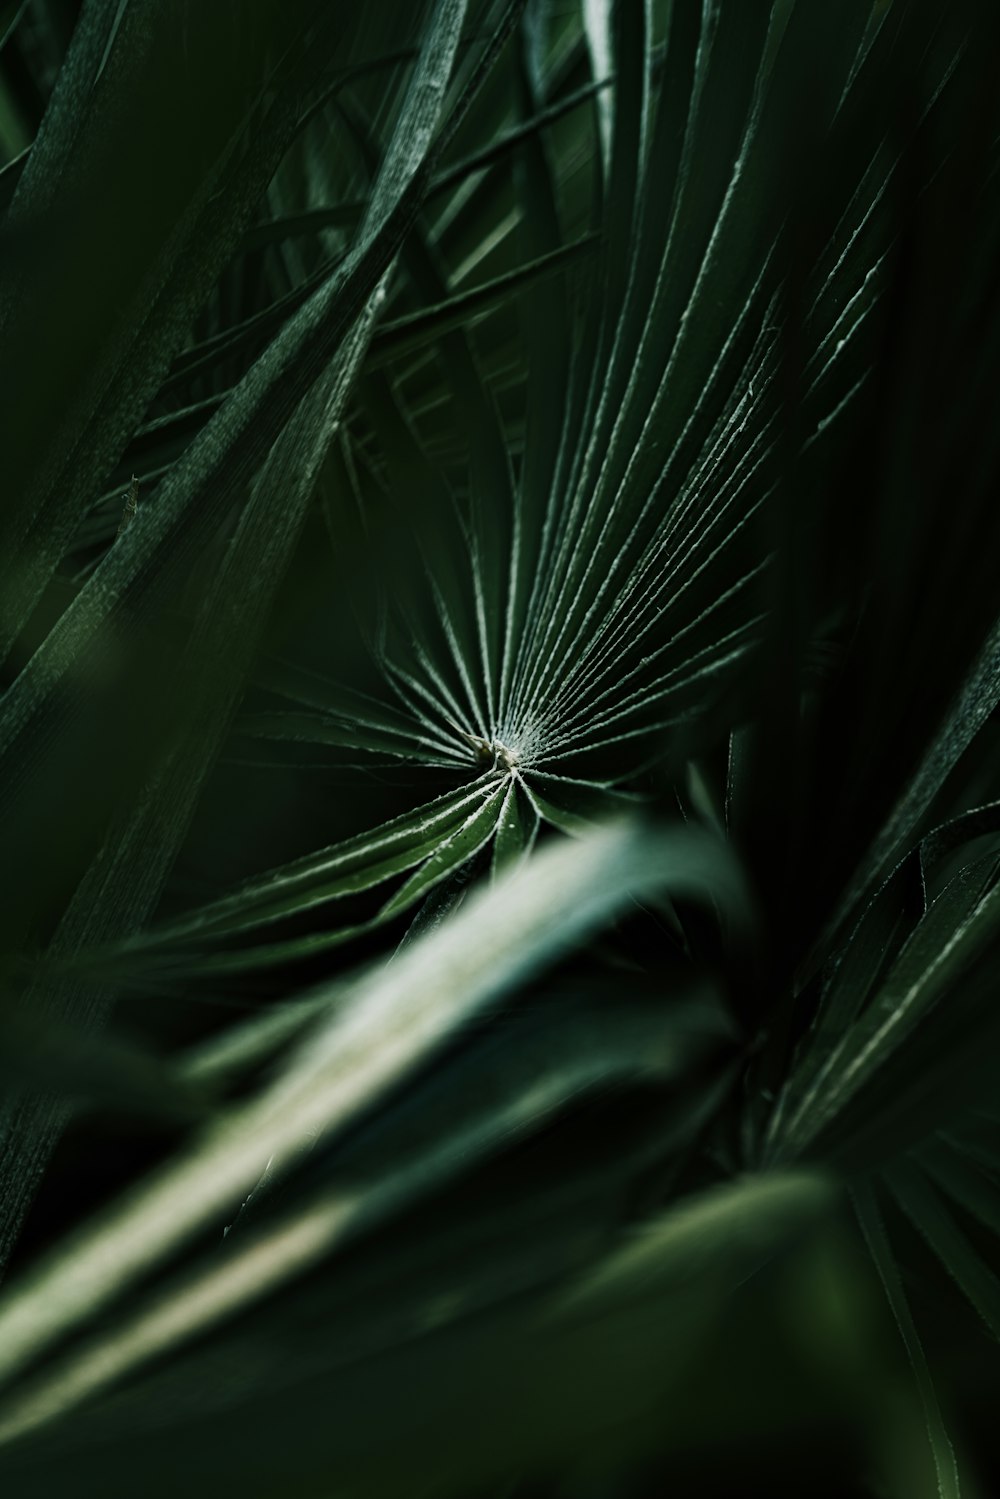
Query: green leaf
770 852 1000 1162
526 774 638 834
0 984 733 1436
491 774 538 875
0 815 741 1397
378 780 508 918
0 0 27 55
0 4 349 653
854 1183 961 1499
550 1167 833 1321
887 1160 1000 1342
834 609 1000 942
0 0 476 1276
128 780 498 951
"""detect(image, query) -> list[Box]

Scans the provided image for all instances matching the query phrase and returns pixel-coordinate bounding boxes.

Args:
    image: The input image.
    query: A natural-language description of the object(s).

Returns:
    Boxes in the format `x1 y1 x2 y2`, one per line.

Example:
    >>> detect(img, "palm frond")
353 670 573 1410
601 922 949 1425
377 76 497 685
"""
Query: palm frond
3 2 1000 1494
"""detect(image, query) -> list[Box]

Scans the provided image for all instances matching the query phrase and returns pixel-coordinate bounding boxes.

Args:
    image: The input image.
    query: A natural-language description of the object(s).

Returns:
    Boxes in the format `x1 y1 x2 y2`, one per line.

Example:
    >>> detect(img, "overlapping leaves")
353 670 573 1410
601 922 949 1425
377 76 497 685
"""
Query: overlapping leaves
2 2 1000 1497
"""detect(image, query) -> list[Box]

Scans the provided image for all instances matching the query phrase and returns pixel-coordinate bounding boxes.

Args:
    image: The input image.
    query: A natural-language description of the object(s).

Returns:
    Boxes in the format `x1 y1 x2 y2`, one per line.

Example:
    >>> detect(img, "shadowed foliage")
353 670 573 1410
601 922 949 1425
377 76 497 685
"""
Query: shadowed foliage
1 2 1000 1495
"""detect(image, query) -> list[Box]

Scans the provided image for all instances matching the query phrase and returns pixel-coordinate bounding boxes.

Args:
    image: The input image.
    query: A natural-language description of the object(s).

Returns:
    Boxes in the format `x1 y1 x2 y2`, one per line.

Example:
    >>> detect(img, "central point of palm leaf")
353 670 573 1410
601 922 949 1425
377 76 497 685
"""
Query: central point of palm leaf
454 724 522 772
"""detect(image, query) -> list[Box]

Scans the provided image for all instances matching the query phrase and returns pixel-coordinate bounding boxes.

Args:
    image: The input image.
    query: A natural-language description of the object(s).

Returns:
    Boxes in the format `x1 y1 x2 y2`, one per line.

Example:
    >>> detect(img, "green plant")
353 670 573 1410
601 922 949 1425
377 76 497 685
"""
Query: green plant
1 1 1000 1494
